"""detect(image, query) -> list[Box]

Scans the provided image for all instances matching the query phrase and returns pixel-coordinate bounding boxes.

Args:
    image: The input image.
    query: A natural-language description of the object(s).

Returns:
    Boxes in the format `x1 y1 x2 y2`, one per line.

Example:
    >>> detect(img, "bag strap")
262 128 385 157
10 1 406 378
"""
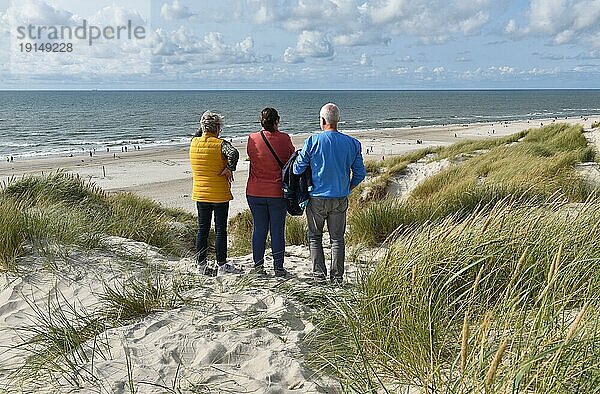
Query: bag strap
260 131 284 168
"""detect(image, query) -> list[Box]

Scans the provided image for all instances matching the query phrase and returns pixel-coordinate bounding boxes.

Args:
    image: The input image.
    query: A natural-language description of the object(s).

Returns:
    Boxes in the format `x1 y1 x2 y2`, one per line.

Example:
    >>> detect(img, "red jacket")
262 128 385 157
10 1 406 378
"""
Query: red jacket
246 130 295 198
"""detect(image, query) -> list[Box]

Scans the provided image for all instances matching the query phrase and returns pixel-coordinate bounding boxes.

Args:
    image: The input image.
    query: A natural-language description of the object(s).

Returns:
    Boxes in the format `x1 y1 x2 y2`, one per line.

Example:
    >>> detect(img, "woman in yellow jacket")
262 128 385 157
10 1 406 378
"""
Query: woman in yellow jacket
190 111 240 276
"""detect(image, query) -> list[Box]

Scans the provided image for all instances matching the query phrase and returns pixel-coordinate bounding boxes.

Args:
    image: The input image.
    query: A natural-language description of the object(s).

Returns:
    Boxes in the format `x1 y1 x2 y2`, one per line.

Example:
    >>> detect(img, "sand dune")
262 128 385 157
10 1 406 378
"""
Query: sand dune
0 236 347 393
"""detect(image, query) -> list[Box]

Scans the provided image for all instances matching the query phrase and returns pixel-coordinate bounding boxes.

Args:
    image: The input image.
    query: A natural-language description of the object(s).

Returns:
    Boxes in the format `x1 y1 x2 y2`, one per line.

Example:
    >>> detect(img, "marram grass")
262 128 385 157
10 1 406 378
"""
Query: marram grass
349 124 597 247
0 172 197 272
309 197 600 392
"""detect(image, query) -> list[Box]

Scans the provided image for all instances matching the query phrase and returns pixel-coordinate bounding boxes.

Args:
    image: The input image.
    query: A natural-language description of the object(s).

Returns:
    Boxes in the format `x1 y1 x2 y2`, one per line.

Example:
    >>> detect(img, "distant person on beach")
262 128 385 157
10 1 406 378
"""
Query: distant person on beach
293 103 366 284
190 110 241 276
246 108 295 277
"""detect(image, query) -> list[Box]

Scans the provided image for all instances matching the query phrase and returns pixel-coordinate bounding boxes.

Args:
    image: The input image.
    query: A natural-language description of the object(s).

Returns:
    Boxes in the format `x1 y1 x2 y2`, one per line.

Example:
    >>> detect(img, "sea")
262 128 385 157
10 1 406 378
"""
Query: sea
0 90 599 158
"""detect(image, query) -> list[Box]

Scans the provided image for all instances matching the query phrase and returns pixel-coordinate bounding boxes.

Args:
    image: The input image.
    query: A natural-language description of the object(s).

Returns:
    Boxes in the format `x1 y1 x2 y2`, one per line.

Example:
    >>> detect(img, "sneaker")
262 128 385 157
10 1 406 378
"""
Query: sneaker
251 265 267 276
331 277 344 287
274 269 288 278
217 262 243 276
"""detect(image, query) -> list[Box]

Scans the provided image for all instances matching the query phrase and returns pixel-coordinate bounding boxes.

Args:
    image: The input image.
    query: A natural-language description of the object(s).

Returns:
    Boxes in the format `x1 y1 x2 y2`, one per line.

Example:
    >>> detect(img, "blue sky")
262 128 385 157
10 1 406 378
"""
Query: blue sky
1 0 599 89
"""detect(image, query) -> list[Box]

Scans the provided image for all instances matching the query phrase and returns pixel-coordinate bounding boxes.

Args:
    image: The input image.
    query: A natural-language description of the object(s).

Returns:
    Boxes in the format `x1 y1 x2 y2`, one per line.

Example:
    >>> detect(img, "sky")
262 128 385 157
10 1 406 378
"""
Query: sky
0 0 599 90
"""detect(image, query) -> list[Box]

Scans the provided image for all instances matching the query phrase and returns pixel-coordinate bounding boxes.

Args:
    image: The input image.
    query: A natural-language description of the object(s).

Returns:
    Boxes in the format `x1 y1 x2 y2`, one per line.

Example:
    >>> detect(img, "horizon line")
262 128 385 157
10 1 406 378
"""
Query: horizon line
1 88 600 92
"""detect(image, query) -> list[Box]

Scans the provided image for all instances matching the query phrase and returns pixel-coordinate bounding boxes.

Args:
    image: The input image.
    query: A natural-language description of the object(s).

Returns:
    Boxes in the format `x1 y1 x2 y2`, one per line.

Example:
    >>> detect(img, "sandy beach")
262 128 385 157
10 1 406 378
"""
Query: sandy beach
2 116 596 218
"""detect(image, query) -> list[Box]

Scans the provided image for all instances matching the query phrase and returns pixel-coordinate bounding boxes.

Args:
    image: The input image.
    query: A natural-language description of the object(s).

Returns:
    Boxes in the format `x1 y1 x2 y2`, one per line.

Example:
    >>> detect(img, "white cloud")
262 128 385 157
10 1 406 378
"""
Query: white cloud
498 66 515 74
0 11 9 37
459 65 561 81
524 66 559 76
6 2 152 76
88 5 146 27
332 31 390 47
250 0 493 47
508 0 600 48
251 0 362 31
160 1 195 21
283 47 304 63
505 19 518 34
283 31 334 63
153 28 259 64
5 0 74 26
366 0 491 43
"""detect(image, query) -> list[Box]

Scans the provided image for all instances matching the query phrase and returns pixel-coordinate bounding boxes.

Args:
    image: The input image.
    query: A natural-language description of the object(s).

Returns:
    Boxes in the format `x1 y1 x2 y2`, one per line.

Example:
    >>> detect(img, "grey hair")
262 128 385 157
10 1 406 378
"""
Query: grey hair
320 103 340 125
200 110 224 133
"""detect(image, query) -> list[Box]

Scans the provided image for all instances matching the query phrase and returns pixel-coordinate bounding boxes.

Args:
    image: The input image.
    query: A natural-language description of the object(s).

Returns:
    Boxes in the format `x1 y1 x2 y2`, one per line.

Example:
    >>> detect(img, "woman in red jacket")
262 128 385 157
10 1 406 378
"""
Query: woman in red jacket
246 108 295 277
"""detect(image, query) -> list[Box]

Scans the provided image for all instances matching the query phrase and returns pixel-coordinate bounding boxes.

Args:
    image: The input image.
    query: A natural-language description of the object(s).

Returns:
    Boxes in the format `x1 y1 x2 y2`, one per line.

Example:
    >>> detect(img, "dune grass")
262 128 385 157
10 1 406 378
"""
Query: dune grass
350 148 438 210
102 274 181 326
349 124 596 247
363 159 382 176
228 209 254 256
435 129 528 160
0 200 28 271
592 121 600 129
311 197 600 392
14 290 108 386
0 172 197 272
313 124 600 391
286 215 309 246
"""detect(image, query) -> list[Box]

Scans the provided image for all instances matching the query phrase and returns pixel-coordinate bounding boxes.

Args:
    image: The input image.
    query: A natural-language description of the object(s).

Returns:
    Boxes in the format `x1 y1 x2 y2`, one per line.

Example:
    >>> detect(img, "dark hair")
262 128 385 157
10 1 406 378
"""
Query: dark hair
260 108 280 132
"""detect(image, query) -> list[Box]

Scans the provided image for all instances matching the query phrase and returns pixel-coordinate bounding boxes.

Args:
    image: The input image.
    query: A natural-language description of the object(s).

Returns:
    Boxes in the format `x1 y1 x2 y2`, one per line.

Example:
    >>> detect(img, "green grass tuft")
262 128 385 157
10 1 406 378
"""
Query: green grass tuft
2 171 107 211
286 215 308 246
228 209 253 256
0 200 28 271
102 275 180 325
0 173 197 268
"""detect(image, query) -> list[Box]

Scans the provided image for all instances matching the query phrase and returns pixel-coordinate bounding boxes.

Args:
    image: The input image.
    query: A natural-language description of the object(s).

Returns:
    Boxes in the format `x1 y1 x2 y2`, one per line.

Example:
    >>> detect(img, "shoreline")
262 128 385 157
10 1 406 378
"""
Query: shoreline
3 114 598 161
1 115 598 218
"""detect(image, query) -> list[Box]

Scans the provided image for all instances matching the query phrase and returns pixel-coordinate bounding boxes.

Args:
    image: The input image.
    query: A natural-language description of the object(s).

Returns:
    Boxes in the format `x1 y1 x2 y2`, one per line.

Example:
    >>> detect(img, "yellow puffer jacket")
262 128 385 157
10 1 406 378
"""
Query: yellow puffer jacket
190 134 233 203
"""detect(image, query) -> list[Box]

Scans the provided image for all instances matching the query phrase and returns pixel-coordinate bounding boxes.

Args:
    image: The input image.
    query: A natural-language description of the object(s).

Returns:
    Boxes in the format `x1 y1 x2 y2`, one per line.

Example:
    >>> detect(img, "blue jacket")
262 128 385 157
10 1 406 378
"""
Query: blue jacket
293 130 366 198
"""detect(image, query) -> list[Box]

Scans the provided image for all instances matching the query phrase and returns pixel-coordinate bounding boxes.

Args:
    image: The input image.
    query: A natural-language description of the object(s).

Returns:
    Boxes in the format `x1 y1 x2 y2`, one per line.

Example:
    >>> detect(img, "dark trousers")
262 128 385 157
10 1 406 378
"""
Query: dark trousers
196 201 229 264
247 196 287 271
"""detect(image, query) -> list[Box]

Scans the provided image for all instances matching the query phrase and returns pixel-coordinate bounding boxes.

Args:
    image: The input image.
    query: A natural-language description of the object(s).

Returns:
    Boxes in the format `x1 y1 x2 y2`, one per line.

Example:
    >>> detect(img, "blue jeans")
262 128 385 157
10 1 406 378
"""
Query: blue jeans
247 196 287 271
306 197 348 280
196 201 229 264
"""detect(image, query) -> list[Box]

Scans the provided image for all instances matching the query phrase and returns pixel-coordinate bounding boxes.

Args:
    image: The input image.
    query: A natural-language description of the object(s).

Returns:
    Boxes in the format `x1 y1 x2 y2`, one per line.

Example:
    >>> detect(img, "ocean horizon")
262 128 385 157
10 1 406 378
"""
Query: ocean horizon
1 89 599 158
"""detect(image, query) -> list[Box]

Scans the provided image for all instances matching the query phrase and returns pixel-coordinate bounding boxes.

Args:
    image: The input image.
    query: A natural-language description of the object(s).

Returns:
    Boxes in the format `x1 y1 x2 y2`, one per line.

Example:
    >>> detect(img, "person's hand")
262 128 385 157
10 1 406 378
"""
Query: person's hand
221 168 234 183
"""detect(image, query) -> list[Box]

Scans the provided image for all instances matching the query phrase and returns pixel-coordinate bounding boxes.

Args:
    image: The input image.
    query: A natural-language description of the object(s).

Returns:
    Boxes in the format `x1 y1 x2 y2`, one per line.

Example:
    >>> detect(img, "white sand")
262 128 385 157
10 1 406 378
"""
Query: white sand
576 126 600 187
0 237 345 392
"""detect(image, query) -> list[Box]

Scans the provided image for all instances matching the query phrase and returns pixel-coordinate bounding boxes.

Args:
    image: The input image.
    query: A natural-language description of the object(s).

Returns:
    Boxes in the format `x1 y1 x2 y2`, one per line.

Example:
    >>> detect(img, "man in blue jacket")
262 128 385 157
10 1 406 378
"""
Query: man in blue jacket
293 103 366 284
